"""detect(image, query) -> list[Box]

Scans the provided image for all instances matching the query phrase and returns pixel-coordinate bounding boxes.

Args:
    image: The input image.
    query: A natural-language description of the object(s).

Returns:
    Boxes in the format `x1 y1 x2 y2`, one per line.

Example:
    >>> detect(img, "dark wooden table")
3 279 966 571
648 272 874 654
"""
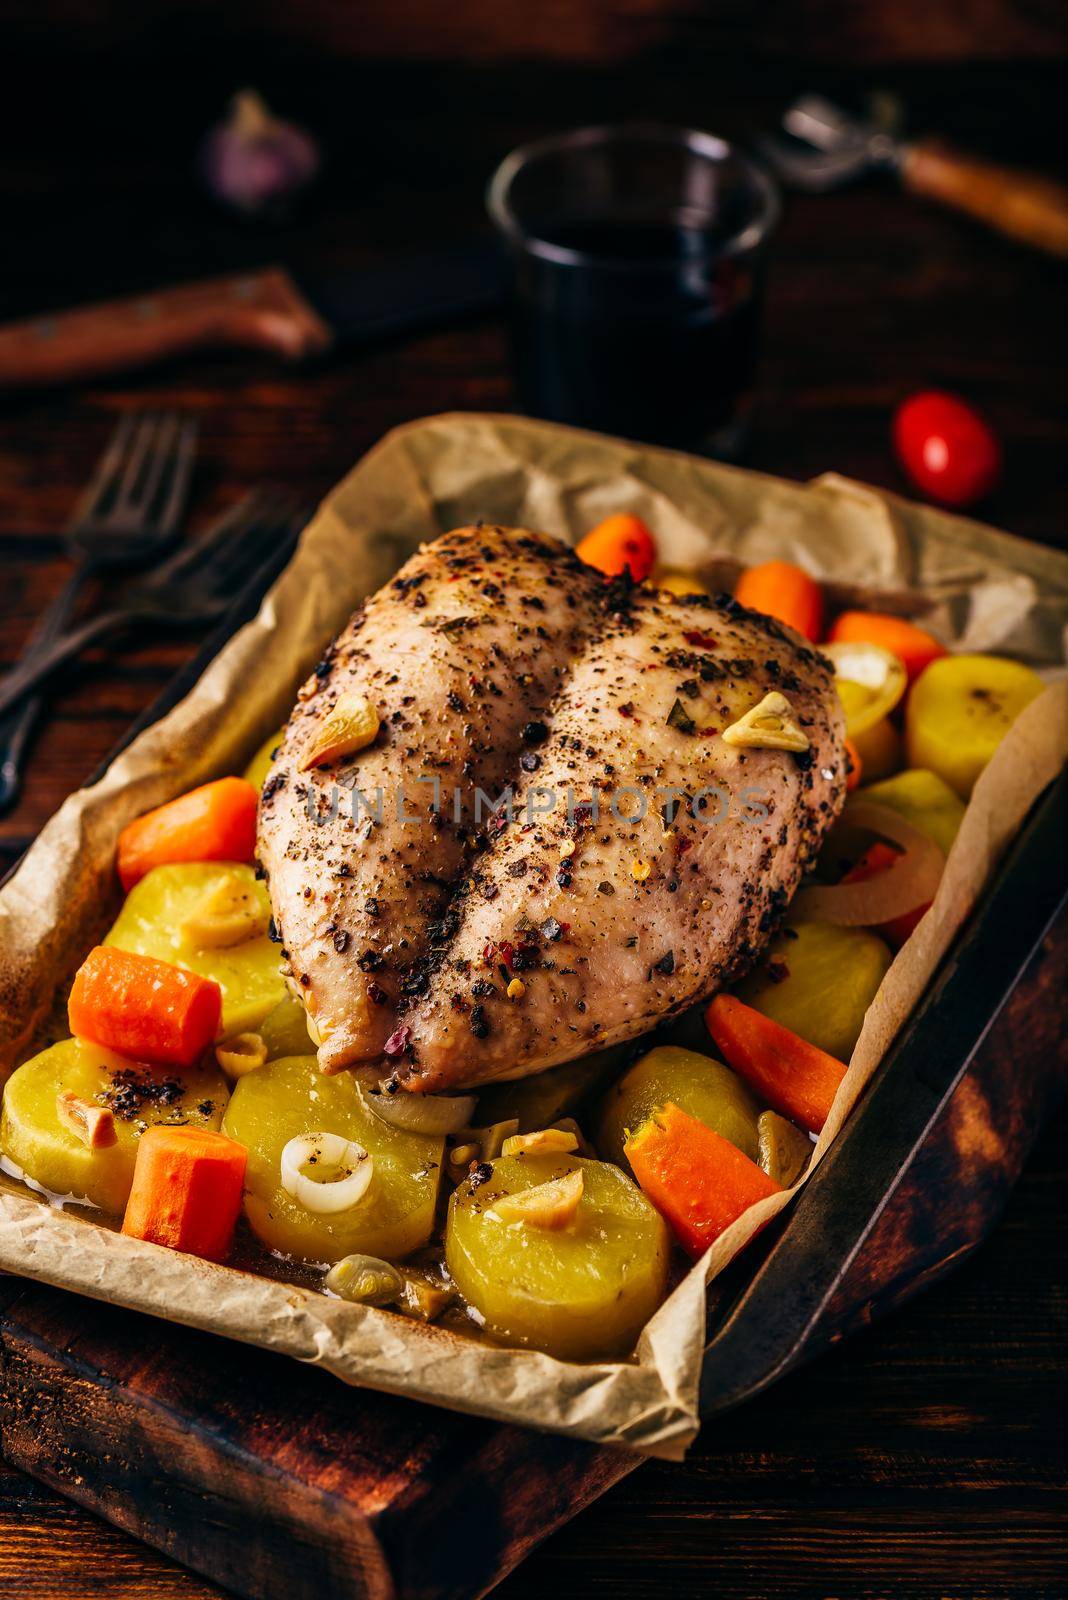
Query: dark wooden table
0 50 1065 1600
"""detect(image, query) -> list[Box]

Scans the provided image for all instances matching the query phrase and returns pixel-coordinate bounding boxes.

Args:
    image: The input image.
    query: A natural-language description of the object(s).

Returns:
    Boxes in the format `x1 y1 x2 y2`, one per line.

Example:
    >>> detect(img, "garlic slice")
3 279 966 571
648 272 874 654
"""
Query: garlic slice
280 1132 373 1214
182 873 269 948
56 1091 116 1150
492 1168 584 1229
325 1254 403 1306
722 691 810 753
216 1032 268 1080
298 694 380 770
501 1128 578 1158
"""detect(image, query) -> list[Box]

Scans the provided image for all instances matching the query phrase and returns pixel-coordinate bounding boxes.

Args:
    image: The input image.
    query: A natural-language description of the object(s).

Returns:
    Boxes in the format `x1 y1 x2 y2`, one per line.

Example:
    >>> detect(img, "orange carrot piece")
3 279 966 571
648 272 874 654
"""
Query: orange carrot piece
117 777 259 891
625 1101 781 1259
734 560 823 642
122 1124 247 1262
842 840 929 948
575 514 656 582
705 994 846 1135
844 736 863 791
69 946 222 1069
828 611 947 685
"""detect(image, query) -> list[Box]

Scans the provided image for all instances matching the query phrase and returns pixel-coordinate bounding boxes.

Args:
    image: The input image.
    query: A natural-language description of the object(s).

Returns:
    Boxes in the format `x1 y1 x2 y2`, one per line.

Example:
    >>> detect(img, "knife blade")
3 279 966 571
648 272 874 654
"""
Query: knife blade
0 241 507 390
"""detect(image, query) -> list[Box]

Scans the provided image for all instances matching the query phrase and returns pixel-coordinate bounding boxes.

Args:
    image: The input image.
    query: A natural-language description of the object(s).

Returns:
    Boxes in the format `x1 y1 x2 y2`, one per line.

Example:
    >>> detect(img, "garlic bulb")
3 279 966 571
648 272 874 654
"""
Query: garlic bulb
201 90 320 216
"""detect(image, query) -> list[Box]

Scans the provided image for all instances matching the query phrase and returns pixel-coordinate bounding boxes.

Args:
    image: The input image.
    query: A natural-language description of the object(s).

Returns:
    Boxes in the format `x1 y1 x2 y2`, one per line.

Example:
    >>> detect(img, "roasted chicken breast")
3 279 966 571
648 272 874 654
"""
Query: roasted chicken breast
258 525 847 1089
258 526 601 1069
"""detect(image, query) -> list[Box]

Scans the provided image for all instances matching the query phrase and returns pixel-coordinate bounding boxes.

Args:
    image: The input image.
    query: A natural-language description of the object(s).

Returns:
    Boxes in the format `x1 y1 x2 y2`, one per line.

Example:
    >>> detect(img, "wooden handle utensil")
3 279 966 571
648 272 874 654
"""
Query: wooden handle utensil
0 268 333 389
903 139 1068 258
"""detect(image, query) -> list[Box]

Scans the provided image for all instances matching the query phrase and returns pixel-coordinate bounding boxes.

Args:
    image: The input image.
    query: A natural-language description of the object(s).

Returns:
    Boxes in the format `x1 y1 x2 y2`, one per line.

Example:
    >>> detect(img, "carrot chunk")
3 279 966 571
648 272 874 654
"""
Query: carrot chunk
705 994 846 1135
844 736 863 791
828 611 947 686
122 1124 247 1262
575 514 656 582
69 946 222 1069
842 841 930 948
117 777 259 892
734 560 823 642
625 1102 781 1259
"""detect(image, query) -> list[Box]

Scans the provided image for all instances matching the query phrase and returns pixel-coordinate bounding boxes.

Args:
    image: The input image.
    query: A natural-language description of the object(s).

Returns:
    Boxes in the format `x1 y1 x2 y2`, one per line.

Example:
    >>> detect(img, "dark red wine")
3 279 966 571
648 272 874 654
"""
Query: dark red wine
509 217 761 454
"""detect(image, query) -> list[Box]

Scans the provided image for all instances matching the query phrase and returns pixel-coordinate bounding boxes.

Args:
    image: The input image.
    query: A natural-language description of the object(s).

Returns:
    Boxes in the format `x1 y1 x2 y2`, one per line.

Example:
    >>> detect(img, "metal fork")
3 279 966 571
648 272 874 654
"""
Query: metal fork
0 488 305 722
0 411 197 812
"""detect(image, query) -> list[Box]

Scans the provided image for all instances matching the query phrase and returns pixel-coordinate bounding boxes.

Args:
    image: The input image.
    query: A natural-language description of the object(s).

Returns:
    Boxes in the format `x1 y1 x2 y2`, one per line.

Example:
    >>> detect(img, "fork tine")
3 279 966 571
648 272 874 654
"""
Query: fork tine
68 413 138 525
199 501 301 593
129 411 180 516
152 416 199 539
113 412 165 508
151 488 284 584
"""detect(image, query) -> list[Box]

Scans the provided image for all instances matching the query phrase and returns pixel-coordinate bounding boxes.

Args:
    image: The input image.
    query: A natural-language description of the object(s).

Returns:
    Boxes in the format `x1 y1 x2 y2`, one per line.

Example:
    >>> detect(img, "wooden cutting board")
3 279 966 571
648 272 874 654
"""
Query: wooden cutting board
1 915 1063 1600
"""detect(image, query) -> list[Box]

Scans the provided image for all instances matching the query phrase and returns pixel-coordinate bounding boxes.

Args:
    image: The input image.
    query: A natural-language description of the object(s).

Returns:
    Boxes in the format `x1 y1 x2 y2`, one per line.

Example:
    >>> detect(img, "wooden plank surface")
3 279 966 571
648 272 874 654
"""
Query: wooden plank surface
0 43 1064 1600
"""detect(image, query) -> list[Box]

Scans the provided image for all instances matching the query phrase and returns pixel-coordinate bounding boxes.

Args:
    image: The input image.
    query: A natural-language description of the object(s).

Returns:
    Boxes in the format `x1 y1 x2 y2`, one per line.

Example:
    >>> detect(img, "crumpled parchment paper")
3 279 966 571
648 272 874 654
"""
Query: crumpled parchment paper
1 413 1066 1459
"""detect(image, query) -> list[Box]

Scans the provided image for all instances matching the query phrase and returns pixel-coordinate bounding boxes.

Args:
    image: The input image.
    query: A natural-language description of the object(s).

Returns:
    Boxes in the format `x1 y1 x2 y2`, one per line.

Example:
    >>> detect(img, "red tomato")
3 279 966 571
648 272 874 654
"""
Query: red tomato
893 391 1001 509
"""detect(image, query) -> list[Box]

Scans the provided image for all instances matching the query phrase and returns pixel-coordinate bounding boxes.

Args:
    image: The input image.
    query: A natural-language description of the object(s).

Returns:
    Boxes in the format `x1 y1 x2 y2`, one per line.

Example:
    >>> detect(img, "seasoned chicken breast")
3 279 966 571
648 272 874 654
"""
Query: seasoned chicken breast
257 526 600 1070
397 577 845 1092
259 524 847 1089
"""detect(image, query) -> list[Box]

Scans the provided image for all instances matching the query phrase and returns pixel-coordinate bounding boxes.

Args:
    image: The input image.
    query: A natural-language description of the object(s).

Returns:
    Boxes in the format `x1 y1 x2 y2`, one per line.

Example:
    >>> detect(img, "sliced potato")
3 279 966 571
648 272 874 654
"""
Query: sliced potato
258 995 316 1059
850 716 902 784
474 1044 622 1133
757 1110 812 1188
446 1154 669 1361
905 654 1043 799
105 862 285 1036
735 920 892 1063
222 1054 443 1264
654 568 711 598
595 1045 760 1170
860 768 967 857
243 726 286 793
0 1037 227 1214
826 640 908 737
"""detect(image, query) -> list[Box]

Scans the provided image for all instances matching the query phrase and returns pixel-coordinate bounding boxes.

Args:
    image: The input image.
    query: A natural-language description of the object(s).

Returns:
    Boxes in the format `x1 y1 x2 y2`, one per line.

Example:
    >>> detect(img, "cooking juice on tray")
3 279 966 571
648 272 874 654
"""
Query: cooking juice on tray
508 215 762 454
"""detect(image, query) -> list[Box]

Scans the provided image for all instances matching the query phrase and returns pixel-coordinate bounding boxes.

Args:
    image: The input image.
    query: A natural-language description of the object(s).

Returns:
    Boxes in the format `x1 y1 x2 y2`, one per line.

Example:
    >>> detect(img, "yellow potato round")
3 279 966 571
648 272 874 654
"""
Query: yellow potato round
446 1154 669 1361
905 654 1043 799
105 862 285 1037
826 641 907 737
735 920 892 1063
850 716 902 783
860 768 966 857
654 568 711 598
243 726 286 793
0 1038 228 1214
221 1055 443 1264
595 1045 760 1169
474 1044 623 1134
258 995 316 1060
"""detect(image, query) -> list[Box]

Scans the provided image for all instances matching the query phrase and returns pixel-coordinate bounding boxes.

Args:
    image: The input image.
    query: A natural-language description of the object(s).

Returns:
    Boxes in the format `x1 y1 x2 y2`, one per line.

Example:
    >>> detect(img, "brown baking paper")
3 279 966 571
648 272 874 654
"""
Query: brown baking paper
1 413 1066 1460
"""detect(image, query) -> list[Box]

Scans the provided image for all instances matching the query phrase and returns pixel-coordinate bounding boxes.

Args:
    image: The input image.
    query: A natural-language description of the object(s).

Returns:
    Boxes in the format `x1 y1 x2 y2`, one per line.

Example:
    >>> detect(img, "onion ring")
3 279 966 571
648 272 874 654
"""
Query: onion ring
280 1132 373 1214
361 1082 476 1136
793 801 944 927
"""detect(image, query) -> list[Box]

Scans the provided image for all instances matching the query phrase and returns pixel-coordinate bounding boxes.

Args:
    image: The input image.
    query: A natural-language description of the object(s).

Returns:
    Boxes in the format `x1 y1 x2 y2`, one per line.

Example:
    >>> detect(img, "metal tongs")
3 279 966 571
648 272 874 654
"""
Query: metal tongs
762 93 1068 258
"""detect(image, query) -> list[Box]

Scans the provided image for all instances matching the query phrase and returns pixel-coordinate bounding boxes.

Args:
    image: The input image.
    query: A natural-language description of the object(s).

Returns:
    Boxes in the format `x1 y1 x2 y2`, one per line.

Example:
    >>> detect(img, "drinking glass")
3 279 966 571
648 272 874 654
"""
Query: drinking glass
487 123 779 456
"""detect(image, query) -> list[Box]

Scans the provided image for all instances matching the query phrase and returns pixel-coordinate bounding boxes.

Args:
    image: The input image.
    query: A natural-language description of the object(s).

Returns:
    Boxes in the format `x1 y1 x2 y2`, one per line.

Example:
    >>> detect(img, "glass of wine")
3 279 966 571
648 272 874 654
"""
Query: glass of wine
487 123 779 457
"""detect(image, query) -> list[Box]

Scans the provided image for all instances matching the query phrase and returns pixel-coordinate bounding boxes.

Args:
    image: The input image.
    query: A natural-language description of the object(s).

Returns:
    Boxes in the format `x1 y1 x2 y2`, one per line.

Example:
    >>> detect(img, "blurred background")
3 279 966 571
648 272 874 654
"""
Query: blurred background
1 0 1064 520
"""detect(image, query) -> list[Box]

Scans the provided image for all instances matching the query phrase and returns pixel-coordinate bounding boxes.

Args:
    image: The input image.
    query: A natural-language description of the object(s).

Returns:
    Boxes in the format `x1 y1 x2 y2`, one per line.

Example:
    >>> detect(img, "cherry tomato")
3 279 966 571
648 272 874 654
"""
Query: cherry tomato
893 391 1001 509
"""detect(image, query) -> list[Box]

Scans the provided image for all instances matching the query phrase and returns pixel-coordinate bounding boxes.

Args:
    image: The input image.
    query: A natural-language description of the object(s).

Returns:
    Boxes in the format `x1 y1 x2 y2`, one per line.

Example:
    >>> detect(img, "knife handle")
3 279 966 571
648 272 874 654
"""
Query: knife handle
0 268 334 389
903 138 1068 258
